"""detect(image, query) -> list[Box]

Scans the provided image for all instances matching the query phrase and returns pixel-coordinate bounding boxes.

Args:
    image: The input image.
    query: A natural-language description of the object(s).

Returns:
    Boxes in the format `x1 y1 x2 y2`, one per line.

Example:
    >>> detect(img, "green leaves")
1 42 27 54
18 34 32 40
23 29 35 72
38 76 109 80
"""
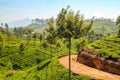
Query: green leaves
116 16 120 37
56 6 94 39
19 43 25 55
45 17 58 45
116 16 120 26
86 35 120 60
7 60 13 70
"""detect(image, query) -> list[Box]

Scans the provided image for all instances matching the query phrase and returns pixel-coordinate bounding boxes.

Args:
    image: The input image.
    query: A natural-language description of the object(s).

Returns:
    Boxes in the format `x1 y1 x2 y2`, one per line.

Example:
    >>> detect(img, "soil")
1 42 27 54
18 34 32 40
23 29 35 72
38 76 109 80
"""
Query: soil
59 55 120 80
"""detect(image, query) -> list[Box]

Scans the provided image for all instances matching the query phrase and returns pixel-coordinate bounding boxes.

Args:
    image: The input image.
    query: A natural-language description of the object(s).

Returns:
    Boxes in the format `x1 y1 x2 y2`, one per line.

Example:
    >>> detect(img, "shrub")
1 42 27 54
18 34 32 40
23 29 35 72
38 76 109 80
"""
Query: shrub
6 70 15 77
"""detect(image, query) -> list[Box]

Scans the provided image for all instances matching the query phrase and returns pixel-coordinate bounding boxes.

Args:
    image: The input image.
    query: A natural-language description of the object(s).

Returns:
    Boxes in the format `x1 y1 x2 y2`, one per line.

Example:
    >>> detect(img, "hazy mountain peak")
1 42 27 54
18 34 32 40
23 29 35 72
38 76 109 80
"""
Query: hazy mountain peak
8 18 32 28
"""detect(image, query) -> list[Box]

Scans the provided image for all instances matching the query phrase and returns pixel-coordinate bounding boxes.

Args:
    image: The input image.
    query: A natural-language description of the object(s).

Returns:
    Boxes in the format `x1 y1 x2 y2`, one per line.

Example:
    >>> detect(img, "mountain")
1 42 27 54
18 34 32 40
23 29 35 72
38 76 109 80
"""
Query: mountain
9 18 47 33
24 18 47 32
24 23 47 32
8 18 32 28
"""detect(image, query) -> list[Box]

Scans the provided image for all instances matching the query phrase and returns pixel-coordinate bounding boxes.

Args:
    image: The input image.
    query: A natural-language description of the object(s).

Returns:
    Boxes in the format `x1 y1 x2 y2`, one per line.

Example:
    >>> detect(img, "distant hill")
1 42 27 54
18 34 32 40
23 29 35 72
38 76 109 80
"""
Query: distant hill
93 19 118 35
24 18 47 32
9 18 47 32
91 18 118 36
8 18 32 28
9 18 118 34
24 18 118 34
24 23 47 32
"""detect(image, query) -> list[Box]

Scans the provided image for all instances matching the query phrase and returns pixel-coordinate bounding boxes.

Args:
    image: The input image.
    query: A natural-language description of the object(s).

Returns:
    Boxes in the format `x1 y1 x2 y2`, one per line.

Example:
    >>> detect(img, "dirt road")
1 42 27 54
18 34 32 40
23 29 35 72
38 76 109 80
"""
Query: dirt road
59 55 120 80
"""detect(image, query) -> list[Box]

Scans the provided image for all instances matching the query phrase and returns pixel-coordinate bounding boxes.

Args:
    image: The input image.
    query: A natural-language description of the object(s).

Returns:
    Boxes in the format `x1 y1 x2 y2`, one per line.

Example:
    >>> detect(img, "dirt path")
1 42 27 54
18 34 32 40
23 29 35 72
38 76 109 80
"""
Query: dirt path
59 55 120 80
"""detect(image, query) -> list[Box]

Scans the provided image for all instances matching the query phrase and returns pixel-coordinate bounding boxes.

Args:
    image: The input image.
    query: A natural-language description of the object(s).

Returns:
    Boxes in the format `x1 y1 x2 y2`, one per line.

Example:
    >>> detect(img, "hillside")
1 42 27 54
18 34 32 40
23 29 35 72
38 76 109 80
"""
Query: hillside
24 23 47 32
0 33 91 80
92 18 117 36
86 35 120 61
9 18 117 34
24 18 118 36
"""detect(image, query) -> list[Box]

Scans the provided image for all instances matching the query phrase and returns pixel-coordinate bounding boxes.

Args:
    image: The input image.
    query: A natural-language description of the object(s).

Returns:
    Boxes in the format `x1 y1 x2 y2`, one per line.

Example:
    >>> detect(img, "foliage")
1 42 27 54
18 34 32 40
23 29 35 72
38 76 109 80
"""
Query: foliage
56 6 94 79
7 61 13 70
0 34 4 50
116 16 120 37
19 43 25 55
76 38 87 51
86 35 120 61
1 6 119 80
91 18 117 36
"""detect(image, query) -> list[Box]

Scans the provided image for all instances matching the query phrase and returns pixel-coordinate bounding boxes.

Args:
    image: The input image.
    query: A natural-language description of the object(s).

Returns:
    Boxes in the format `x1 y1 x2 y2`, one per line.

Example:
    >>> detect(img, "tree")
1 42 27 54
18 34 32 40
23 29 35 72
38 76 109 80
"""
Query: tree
13 27 19 39
0 23 5 34
39 33 43 47
33 32 37 47
1 23 3 27
56 6 75 79
5 23 9 44
87 30 95 43
46 17 57 45
19 43 25 56
56 6 94 80
116 16 120 37
0 34 4 51
45 17 58 80
26 29 32 45
76 38 87 52
7 60 13 70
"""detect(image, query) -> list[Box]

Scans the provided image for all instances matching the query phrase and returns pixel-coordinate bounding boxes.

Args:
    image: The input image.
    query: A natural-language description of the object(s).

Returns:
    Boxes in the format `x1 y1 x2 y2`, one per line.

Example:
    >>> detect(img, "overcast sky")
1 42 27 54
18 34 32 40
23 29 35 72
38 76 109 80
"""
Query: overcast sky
0 0 120 23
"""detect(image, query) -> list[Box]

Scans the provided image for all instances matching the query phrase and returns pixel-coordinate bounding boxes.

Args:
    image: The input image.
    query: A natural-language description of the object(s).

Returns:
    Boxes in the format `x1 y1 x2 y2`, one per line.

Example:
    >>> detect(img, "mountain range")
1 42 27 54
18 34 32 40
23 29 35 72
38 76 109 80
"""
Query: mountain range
8 18 32 28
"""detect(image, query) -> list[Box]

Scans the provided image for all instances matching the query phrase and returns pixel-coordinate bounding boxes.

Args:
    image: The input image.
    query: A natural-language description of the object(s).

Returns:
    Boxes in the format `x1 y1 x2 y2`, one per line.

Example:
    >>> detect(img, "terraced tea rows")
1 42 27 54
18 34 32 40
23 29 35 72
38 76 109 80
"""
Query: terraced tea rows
86 36 120 61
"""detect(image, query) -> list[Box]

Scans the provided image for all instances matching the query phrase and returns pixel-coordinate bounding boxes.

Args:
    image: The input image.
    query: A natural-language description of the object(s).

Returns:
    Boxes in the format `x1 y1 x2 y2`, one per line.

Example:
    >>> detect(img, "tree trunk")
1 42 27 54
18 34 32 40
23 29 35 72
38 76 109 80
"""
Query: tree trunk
68 38 71 80
50 45 53 80
34 38 36 47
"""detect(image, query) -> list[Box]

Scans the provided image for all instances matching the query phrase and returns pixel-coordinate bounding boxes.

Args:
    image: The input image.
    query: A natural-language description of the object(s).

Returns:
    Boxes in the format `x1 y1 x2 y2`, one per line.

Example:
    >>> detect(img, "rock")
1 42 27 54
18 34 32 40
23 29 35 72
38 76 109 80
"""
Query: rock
77 48 120 75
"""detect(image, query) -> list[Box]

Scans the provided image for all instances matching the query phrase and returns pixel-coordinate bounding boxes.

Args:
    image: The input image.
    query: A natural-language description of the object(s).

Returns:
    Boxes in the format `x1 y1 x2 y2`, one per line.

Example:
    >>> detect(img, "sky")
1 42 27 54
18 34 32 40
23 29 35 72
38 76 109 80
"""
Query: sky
0 0 120 23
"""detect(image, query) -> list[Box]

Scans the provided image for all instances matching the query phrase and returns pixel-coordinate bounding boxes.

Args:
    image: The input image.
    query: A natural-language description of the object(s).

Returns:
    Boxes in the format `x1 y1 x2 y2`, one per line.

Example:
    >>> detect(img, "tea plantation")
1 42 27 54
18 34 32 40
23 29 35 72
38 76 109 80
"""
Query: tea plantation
86 35 120 61
0 34 91 80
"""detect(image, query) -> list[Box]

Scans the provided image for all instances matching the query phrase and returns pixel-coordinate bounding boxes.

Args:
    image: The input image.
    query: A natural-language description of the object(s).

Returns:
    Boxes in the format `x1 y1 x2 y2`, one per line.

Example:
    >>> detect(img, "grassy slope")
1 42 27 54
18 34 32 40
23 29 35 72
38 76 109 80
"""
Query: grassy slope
0 34 91 80
86 35 120 61
24 23 47 33
91 19 117 36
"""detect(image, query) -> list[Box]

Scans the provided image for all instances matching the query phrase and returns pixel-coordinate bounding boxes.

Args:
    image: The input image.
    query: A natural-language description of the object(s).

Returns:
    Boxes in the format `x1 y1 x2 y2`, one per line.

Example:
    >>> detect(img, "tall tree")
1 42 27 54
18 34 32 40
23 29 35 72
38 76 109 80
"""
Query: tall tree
33 32 37 47
26 29 32 45
19 43 25 56
13 27 19 39
56 6 94 80
56 6 75 80
5 23 10 44
46 17 57 45
39 33 43 47
0 23 3 33
0 34 4 51
116 16 120 37
45 17 57 80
